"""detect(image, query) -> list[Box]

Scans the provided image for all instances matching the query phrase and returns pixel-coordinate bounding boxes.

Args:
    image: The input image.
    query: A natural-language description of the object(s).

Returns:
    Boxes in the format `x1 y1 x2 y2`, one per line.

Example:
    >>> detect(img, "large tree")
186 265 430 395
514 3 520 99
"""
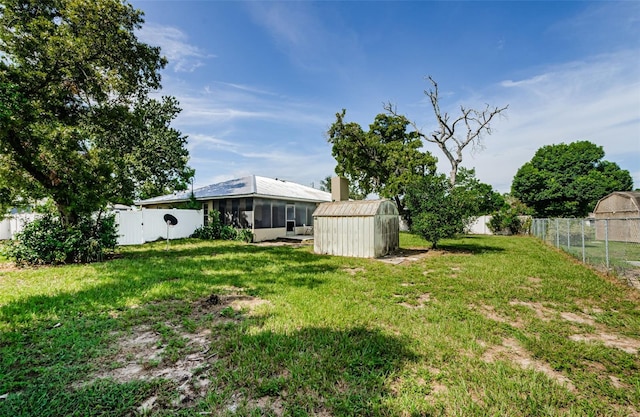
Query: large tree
0 0 193 224
386 76 508 185
511 141 632 217
327 109 437 215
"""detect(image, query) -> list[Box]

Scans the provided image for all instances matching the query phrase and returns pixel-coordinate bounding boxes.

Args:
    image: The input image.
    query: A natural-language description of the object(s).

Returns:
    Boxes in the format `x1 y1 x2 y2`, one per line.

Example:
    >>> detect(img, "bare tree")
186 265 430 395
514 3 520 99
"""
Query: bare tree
385 76 508 185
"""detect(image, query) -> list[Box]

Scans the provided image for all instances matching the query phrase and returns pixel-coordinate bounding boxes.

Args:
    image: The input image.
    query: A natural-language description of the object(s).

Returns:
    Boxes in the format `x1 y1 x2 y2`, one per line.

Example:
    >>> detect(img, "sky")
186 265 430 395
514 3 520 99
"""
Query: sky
131 0 640 194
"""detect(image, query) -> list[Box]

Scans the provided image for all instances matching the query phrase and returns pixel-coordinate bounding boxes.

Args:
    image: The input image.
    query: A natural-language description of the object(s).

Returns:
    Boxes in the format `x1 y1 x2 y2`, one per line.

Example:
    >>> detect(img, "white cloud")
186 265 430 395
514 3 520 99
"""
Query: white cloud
137 24 214 72
460 50 640 192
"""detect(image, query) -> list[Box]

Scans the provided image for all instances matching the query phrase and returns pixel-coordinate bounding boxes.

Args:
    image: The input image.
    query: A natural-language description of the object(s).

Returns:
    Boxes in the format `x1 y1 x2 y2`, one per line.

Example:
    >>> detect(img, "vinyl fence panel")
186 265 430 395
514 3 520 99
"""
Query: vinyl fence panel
116 209 203 246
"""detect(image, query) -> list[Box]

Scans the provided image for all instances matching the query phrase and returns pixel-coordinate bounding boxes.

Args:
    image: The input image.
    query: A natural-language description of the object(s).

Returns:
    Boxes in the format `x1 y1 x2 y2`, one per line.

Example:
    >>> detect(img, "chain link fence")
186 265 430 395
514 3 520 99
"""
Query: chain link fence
531 218 640 289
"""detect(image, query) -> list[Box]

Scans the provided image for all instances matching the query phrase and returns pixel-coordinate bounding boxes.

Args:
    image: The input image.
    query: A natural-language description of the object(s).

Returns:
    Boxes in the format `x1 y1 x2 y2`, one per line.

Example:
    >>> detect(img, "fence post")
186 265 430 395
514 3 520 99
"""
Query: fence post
605 219 609 269
555 219 560 248
581 219 585 263
567 218 571 250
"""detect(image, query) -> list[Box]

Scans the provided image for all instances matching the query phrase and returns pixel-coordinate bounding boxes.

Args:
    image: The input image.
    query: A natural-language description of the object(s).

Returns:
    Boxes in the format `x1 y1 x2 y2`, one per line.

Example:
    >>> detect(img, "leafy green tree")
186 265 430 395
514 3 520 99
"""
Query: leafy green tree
454 168 505 215
0 0 193 224
404 173 480 249
404 168 502 248
327 109 437 215
405 174 468 249
511 141 632 217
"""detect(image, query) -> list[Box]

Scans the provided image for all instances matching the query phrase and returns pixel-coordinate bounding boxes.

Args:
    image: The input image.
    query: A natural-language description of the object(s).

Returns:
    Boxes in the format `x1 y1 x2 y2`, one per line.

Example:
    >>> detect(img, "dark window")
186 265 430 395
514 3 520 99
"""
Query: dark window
295 204 306 226
307 205 316 226
203 202 209 226
232 199 239 227
272 200 286 228
254 199 271 229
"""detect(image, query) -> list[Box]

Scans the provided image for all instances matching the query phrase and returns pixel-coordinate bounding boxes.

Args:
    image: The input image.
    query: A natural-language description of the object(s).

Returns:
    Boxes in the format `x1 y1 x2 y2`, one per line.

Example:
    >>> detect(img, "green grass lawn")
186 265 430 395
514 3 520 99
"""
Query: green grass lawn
1 234 638 416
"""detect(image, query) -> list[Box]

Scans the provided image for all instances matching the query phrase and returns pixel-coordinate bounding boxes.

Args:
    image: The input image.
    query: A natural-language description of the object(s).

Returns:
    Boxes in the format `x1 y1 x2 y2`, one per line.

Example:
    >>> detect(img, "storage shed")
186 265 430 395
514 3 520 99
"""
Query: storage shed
593 191 640 243
313 200 399 258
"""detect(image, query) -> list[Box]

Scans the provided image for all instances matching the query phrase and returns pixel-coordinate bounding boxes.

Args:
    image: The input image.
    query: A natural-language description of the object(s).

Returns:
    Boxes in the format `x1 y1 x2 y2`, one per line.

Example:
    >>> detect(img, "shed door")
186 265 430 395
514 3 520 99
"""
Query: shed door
286 204 295 235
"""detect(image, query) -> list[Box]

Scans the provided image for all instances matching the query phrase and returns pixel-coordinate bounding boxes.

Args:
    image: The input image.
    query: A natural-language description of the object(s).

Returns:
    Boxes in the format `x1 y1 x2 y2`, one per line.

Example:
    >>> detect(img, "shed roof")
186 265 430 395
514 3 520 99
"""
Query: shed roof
313 199 398 217
593 191 640 213
137 175 331 205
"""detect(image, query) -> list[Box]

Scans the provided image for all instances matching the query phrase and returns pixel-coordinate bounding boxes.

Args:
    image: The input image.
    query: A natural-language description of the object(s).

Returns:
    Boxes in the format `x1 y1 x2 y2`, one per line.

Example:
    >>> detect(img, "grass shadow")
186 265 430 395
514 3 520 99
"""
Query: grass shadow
438 236 506 254
0 240 339 326
208 324 420 416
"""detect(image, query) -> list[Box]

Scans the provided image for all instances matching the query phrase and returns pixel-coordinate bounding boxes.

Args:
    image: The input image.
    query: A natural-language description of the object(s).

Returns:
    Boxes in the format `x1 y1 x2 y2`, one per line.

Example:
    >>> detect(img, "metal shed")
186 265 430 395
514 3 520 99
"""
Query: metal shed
313 200 399 258
593 191 640 243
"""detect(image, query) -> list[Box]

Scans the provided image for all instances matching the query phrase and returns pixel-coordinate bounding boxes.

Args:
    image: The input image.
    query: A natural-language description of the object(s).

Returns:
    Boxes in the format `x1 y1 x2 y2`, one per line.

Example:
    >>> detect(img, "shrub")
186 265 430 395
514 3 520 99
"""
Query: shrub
219 225 237 240
487 198 533 235
235 228 254 243
190 209 252 243
191 224 219 240
4 213 117 265
191 209 222 239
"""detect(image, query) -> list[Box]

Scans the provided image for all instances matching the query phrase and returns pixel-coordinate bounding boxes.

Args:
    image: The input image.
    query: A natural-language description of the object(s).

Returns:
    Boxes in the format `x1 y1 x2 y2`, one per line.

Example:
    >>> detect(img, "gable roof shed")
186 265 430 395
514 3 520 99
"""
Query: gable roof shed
313 200 399 258
593 191 640 218
593 191 640 243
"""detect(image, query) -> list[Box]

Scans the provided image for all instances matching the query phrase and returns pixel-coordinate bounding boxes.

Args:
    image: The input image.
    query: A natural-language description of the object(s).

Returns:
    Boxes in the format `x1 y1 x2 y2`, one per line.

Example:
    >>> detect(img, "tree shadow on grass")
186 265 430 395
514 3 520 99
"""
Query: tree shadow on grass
0 240 343 406
437 236 506 255
0 241 337 325
208 324 420 416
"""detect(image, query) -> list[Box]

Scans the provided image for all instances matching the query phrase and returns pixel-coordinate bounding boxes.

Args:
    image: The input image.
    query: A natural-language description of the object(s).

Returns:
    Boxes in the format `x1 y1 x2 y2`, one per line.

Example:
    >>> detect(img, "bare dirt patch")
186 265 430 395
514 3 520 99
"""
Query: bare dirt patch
507 300 640 354
251 396 286 416
528 277 543 286
342 267 365 275
89 325 212 407
378 248 433 265
399 293 432 309
473 304 525 329
253 240 310 248
508 300 557 321
79 292 270 412
0 262 21 272
560 312 596 326
569 333 640 355
482 338 576 392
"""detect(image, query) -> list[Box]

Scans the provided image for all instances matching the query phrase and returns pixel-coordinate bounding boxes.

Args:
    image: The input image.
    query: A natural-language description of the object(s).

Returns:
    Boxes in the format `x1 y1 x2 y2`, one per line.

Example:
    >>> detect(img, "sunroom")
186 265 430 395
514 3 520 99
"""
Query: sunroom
136 175 331 242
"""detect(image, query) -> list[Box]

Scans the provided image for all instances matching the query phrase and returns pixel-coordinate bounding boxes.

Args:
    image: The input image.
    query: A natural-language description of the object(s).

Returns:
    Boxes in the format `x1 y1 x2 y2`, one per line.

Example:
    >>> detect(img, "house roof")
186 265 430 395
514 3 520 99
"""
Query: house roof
313 199 399 217
136 175 331 205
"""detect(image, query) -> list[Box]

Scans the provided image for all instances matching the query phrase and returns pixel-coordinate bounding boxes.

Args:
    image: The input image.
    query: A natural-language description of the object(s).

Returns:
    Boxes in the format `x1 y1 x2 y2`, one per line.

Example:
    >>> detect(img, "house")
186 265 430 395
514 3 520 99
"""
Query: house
593 191 640 243
136 175 331 242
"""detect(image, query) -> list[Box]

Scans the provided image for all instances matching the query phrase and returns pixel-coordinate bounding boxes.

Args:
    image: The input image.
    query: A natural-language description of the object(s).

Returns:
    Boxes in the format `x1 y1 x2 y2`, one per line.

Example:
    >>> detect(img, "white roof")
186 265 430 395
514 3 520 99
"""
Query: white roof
137 175 331 205
313 200 399 217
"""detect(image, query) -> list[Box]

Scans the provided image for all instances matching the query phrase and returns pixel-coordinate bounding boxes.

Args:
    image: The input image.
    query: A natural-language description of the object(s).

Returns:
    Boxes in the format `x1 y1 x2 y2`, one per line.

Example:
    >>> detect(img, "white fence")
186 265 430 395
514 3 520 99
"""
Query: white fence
115 209 203 245
467 215 493 235
0 209 203 246
0 213 41 240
